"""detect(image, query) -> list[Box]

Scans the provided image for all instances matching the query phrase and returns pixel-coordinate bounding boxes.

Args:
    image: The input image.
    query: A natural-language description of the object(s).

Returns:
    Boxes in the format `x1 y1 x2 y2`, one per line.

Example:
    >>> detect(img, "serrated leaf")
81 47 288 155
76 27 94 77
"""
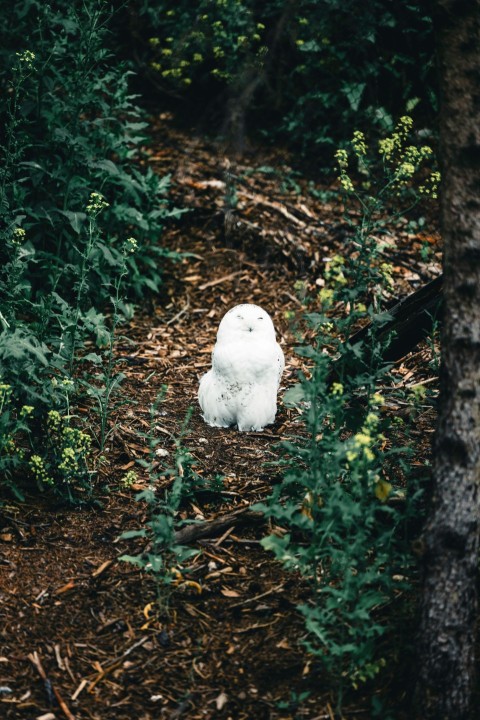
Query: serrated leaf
283 384 306 406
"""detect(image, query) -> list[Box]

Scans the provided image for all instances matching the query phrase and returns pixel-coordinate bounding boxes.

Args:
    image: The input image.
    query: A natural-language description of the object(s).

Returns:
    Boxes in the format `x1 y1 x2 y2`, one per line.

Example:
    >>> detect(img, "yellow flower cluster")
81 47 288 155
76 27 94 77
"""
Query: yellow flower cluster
398 115 413 136
325 254 347 287
334 149 355 192
334 148 348 169
346 412 380 464
3 436 16 454
29 454 53 485
378 117 412 161
63 426 92 454
318 287 334 305
419 170 441 199
47 410 62 432
340 175 354 192
331 382 343 396
86 192 109 215
379 262 394 289
352 131 367 157
16 50 36 70
121 470 138 487
124 236 138 255
12 228 26 245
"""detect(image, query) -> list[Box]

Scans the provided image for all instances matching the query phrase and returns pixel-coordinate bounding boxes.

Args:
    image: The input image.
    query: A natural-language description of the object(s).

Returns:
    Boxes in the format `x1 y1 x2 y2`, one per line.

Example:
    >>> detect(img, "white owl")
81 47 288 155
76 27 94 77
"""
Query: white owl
198 304 285 432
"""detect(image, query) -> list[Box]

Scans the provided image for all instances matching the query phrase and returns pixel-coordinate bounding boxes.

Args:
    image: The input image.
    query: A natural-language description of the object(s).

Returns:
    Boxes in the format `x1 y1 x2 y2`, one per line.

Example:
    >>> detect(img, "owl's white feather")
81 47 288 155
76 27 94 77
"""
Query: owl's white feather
198 304 285 432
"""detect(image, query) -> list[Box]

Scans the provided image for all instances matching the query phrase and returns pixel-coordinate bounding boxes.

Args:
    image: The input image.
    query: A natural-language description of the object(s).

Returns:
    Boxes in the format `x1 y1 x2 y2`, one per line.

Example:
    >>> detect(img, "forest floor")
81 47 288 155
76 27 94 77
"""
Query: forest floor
0 114 442 720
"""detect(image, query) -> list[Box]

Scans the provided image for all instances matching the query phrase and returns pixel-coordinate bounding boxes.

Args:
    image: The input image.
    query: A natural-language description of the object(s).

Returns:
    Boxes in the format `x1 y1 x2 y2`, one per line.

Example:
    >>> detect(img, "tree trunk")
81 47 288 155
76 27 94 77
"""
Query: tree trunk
415 2 480 718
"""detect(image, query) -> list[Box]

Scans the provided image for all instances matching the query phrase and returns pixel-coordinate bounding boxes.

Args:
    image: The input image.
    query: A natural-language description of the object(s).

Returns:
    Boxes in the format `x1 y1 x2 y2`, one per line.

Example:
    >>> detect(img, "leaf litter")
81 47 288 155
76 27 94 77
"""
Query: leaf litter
0 113 441 720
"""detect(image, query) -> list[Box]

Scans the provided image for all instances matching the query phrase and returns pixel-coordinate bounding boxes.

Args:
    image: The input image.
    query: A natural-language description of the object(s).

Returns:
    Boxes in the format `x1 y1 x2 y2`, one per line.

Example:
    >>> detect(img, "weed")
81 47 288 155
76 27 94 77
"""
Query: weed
0 1 184 499
255 119 436 703
119 397 201 611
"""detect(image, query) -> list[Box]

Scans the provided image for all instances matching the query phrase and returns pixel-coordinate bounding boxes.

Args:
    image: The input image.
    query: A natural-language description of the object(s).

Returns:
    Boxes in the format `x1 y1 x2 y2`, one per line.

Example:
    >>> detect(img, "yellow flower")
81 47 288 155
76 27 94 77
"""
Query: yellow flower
334 148 348 169
375 479 392 502
318 287 334 305
124 237 138 254
398 116 413 136
47 410 62 430
365 412 379 427
16 50 36 69
396 162 416 180
331 382 343 396
339 174 354 193
352 130 367 157
354 432 372 447
346 449 358 463
86 192 109 215
12 228 26 245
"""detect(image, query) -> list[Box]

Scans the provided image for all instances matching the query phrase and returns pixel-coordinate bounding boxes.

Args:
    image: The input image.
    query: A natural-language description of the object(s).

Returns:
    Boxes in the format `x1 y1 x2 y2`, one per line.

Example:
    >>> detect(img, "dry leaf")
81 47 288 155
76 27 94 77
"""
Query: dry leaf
91 560 113 578
54 580 76 595
220 588 241 598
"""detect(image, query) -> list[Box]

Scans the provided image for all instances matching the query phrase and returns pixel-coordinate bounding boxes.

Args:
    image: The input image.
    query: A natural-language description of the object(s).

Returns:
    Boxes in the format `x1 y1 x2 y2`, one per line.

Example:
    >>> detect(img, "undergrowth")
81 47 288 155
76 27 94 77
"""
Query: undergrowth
0 0 183 501
255 117 439 706
119 398 202 611
131 0 435 153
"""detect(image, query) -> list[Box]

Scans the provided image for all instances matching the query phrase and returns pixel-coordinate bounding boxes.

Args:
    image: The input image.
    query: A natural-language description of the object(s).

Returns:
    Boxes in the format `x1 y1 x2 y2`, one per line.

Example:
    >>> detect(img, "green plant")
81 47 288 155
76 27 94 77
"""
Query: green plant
0 384 33 500
255 119 435 701
28 410 93 503
144 0 267 88
80 234 139 450
119 398 201 610
0 0 185 498
131 1 436 154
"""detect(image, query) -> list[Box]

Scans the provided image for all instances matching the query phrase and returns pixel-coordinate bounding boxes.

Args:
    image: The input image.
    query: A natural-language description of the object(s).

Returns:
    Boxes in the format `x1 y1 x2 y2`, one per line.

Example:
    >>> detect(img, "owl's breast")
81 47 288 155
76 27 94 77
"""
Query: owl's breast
212 338 281 385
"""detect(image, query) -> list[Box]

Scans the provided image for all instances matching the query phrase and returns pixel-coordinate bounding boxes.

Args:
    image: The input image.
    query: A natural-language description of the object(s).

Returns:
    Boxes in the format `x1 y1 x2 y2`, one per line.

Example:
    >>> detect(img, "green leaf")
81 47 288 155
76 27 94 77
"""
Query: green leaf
119 529 147 540
282 384 306 407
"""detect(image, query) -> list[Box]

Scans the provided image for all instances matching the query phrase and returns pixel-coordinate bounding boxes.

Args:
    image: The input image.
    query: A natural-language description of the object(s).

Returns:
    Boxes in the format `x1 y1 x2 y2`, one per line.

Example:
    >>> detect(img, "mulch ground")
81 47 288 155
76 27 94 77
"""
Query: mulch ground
0 114 442 720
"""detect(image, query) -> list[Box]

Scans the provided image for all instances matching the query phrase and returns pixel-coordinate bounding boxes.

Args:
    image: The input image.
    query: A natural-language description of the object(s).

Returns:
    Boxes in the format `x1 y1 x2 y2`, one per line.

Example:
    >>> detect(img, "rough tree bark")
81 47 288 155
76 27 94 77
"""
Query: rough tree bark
415 2 480 718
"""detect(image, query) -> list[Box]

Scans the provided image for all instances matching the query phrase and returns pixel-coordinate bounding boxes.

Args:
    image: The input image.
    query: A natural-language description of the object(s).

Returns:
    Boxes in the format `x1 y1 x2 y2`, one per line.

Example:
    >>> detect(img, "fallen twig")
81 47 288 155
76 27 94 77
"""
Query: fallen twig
28 651 76 720
174 506 263 545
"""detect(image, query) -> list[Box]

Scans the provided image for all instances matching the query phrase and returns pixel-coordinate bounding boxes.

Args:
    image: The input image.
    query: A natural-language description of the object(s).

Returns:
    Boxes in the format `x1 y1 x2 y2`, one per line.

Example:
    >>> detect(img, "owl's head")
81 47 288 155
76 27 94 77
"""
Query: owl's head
216 304 276 342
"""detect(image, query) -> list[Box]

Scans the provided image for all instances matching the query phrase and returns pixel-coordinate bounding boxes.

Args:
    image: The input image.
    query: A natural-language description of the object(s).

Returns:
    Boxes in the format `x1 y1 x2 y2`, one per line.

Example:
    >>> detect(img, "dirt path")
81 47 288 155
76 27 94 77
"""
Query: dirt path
0 116 441 720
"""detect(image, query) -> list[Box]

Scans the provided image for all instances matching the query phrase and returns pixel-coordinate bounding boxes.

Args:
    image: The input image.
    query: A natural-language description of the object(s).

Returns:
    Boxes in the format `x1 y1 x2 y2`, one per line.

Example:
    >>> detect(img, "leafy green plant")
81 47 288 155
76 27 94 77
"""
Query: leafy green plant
255 119 435 700
119 399 201 610
0 0 185 498
28 410 93 503
0 384 33 500
143 0 267 88
79 232 139 451
132 1 435 153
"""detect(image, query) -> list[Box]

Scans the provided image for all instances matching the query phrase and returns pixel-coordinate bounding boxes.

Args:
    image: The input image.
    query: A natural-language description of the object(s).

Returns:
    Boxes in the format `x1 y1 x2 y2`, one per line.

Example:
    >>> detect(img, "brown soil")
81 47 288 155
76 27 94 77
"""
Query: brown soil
0 115 441 720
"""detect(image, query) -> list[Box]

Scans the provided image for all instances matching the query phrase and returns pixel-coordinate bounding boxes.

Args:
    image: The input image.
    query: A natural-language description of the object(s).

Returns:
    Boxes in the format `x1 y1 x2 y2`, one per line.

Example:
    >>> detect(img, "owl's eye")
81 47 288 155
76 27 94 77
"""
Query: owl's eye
258 317 264 320
237 315 243 320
